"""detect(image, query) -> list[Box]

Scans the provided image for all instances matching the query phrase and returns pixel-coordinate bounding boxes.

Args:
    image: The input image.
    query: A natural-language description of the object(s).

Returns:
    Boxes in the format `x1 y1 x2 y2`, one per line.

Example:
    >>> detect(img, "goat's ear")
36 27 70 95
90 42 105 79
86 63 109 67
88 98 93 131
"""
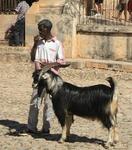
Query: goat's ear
42 73 49 79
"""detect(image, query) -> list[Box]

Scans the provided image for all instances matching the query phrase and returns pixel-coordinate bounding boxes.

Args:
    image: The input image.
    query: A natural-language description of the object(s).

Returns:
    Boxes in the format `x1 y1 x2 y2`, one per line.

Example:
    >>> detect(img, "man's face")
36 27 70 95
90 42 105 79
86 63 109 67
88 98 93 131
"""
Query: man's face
38 26 49 38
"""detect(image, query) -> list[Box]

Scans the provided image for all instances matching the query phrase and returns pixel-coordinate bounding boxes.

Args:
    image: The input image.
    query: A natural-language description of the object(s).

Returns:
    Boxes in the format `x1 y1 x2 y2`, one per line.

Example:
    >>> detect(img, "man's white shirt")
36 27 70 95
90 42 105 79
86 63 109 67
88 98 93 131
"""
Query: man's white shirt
35 37 64 63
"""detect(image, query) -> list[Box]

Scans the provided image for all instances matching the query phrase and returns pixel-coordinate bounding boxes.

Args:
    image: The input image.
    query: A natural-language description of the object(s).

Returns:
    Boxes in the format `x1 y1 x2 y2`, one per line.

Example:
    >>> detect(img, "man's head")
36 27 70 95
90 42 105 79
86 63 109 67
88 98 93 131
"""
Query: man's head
25 0 39 6
38 19 53 38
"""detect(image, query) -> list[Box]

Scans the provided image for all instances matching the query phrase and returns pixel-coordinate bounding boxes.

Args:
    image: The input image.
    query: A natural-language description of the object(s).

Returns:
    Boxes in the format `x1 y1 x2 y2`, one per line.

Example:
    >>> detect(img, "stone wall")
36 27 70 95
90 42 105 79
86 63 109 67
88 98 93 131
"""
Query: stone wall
0 15 17 39
25 0 132 61
0 0 131 62
77 25 132 61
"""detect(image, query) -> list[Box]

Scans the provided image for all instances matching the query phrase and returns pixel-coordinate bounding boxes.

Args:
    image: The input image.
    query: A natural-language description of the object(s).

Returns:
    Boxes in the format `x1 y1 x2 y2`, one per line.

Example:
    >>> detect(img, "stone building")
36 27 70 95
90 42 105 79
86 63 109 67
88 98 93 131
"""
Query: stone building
25 0 132 61
0 0 132 61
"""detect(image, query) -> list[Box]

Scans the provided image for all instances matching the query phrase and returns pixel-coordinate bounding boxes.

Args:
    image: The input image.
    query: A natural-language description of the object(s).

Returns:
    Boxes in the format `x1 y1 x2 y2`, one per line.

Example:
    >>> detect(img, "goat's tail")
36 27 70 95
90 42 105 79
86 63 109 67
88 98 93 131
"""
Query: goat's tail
106 77 115 91
106 77 118 116
106 76 118 102
106 77 116 91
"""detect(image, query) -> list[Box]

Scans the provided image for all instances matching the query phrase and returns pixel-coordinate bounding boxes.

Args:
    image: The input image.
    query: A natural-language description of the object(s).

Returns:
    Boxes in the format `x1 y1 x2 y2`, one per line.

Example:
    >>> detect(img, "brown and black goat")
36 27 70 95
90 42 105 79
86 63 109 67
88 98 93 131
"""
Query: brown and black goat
37 63 119 147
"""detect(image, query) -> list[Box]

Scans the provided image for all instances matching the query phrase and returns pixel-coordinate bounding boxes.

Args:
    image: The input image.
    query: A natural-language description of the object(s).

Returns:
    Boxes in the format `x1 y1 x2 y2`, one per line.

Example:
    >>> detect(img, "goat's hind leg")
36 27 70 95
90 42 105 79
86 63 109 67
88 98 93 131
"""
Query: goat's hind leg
106 115 118 148
109 100 119 145
113 114 119 144
106 126 114 148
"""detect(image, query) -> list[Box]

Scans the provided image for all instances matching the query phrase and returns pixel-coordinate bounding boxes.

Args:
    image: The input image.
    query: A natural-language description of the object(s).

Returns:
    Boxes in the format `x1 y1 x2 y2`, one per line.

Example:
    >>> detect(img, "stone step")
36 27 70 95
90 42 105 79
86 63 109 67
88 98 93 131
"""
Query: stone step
67 58 132 73
0 46 131 72
0 39 9 46
0 45 29 52
0 46 30 62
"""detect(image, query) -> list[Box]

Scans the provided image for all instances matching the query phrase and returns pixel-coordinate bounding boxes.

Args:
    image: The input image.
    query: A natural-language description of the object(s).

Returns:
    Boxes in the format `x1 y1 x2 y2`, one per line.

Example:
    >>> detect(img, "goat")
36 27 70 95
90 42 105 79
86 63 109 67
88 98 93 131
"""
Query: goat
37 63 119 147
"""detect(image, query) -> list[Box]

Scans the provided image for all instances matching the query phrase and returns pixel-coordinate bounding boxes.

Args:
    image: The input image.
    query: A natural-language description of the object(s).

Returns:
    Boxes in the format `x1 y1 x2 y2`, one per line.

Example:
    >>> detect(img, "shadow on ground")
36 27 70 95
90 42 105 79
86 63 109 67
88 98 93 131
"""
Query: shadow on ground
0 119 105 147
0 119 26 136
31 133 105 147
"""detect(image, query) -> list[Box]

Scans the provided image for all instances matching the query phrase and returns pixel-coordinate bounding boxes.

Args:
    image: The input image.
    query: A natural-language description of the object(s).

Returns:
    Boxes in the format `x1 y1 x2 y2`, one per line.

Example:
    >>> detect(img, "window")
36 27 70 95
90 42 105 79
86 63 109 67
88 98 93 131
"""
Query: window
0 0 20 14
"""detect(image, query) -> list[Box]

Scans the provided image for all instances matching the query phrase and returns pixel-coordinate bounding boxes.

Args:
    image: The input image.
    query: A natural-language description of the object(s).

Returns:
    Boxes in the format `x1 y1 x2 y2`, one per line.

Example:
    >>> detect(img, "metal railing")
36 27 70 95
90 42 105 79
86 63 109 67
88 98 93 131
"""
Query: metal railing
78 0 132 26
0 0 20 14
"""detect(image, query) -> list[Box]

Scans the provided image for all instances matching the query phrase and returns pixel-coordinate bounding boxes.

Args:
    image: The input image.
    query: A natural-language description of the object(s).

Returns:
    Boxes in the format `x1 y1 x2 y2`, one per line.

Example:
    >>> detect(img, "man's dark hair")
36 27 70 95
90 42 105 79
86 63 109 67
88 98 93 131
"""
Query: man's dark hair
25 0 39 6
38 19 53 31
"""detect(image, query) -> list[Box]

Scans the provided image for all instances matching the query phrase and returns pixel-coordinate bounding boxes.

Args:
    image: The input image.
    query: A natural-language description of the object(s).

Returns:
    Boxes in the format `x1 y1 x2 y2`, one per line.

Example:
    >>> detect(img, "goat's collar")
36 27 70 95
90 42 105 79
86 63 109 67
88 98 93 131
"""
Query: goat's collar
46 83 62 96
46 74 63 96
46 78 57 96
46 88 53 95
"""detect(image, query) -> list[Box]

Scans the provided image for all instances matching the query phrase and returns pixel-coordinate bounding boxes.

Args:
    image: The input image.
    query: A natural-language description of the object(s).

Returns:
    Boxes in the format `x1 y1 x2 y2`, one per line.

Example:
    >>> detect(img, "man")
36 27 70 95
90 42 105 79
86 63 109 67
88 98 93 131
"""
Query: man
13 0 30 46
116 0 128 21
27 19 65 134
14 0 39 46
128 0 132 21
94 0 104 17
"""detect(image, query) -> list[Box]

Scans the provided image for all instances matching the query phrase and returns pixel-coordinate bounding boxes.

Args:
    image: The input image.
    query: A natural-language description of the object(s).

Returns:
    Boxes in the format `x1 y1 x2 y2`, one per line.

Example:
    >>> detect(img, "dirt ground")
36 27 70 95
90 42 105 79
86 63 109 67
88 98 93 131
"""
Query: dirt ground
0 61 132 150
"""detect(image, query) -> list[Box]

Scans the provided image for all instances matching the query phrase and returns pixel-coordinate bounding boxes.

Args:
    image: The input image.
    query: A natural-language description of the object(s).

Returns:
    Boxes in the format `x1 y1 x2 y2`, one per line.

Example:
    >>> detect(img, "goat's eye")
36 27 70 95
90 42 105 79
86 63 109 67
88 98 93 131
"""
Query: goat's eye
42 73 49 79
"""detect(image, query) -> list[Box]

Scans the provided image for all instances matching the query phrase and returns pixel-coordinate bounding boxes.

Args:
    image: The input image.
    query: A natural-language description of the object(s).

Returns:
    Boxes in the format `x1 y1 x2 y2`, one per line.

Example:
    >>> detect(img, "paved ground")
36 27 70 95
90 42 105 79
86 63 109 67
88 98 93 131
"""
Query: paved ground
0 62 132 150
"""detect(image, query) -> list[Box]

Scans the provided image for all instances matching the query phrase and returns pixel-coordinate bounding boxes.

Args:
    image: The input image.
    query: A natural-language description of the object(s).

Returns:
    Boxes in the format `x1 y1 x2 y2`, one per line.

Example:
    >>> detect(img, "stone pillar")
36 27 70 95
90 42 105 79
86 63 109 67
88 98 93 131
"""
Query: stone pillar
25 0 77 58
25 1 40 47
25 0 65 48
87 0 93 16
72 18 78 58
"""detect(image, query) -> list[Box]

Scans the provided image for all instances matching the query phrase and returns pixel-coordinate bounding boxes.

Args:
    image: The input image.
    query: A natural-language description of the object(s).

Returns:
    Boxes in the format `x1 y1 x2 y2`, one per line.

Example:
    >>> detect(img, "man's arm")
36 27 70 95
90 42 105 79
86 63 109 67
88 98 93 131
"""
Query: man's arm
14 1 21 13
30 35 40 62
56 41 65 64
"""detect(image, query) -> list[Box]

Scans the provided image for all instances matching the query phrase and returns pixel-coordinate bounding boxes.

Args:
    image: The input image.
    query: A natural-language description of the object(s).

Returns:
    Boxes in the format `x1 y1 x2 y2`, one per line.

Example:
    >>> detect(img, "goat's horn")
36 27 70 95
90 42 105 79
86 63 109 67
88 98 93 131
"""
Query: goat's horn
38 62 60 81
41 62 70 73
41 62 59 72
38 62 70 81
57 62 71 68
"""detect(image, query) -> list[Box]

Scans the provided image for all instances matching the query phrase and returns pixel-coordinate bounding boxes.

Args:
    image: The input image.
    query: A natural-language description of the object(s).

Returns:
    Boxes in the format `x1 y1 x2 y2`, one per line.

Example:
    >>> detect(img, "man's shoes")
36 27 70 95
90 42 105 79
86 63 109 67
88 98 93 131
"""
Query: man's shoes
20 128 38 135
11 128 37 136
19 128 50 135
41 129 50 135
26 128 37 134
94 13 101 17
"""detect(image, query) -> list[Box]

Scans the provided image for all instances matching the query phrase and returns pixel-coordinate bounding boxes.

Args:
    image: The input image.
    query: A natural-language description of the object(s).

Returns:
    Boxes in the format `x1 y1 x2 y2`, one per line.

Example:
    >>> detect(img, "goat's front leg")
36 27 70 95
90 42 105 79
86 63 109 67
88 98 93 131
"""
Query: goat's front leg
57 112 67 143
59 114 73 143
66 114 73 140
59 125 67 143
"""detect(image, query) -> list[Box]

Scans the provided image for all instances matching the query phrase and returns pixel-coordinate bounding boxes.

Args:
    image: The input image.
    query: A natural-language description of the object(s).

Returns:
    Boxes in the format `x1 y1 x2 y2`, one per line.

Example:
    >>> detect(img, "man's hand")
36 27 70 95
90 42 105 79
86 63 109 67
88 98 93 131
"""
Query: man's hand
34 35 41 46
30 35 42 62
56 59 65 64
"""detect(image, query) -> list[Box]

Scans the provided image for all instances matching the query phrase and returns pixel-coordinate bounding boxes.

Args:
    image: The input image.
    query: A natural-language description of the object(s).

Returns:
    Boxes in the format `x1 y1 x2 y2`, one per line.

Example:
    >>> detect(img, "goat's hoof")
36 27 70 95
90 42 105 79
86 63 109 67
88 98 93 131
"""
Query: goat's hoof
104 143 110 149
65 136 70 142
104 141 114 149
113 139 118 144
58 138 65 143
114 137 119 144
